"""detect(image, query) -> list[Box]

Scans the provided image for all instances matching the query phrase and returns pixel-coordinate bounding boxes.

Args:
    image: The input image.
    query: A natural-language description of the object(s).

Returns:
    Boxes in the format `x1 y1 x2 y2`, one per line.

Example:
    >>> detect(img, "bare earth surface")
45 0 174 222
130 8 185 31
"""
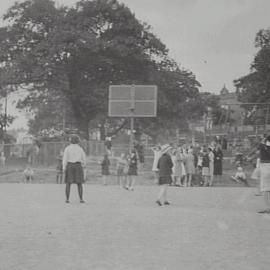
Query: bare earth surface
0 183 270 270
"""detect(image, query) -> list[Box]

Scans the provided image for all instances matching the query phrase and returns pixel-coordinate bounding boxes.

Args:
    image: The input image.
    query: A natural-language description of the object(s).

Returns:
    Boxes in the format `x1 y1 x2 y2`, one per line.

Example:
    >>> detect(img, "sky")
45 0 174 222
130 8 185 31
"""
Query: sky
1 0 270 128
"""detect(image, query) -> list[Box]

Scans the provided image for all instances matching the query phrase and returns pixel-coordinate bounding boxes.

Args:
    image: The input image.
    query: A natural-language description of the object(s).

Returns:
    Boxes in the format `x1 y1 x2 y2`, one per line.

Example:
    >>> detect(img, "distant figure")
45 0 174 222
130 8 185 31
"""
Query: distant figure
62 135 86 203
221 136 228 150
104 136 112 155
156 144 173 206
213 144 223 183
56 151 63 184
185 148 195 187
101 154 110 185
258 135 270 214
231 166 248 186
151 145 161 183
0 152 6 167
201 147 210 186
116 153 128 187
126 149 138 191
134 142 144 164
23 166 34 183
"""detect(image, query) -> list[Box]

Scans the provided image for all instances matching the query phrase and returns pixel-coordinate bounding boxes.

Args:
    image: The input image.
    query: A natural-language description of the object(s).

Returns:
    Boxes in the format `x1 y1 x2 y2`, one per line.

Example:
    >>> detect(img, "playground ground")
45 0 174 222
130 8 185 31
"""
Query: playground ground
0 183 269 270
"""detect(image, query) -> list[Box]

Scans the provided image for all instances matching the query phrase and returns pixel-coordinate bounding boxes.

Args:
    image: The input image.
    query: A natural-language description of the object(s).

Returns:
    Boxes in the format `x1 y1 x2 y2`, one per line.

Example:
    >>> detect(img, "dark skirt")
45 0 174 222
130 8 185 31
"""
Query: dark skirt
158 176 172 185
128 165 137 176
65 162 84 184
102 166 110 176
214 160 222 175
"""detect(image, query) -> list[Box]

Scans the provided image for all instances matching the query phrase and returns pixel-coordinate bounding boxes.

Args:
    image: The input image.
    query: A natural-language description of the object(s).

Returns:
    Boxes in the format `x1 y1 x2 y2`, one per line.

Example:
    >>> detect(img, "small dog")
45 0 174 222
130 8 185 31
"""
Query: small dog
23 166 34 183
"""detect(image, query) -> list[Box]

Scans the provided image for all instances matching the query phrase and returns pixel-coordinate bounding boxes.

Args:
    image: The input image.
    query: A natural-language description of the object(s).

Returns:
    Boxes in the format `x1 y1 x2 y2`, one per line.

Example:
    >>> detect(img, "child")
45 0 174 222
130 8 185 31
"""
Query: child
126 149 138 191
56 151 63 184
231 166 248 186
201 147 210 186
116 153 128 187
101 154 110 185
23 166 34 183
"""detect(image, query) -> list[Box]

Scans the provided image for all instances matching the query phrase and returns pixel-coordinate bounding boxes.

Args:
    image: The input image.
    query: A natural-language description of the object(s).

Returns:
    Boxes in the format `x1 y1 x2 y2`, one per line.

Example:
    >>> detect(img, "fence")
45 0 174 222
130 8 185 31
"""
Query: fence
0 141 107 168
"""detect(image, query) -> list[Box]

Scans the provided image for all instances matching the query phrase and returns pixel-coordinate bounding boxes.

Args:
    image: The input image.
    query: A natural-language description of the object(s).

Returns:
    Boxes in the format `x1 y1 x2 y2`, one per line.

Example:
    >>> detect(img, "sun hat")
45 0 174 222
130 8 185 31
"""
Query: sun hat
160 144 172 154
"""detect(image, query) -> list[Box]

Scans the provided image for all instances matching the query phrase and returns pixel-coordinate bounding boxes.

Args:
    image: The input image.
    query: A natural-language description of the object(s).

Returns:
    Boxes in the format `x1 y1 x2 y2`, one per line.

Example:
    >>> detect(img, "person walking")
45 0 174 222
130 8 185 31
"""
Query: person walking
258 135 270 214
62 135 86 203
156 144 173 206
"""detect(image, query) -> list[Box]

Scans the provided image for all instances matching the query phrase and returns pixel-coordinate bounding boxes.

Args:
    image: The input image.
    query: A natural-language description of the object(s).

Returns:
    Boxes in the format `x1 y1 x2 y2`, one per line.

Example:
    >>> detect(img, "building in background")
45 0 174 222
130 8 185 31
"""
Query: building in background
218 84 245 126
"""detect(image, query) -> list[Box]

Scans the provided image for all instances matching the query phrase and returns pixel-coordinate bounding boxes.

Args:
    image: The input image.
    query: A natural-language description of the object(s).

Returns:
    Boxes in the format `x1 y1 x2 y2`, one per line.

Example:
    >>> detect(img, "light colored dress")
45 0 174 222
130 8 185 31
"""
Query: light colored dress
185 153 195 175
152 149 161 172
209 151 214 176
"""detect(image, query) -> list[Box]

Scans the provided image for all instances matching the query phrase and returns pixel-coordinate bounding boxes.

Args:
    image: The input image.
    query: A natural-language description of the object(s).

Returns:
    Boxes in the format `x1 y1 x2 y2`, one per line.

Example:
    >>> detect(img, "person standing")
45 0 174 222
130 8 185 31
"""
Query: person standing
116 153 128 187
156 144 173 206
101 154 110 185
201 147 210 186
185 148 195 187
56 150 63 184
208 147 215 186
62 135 86 203
126 149 138 191
258 135 270 214
151 145 161 183
213 144 223 184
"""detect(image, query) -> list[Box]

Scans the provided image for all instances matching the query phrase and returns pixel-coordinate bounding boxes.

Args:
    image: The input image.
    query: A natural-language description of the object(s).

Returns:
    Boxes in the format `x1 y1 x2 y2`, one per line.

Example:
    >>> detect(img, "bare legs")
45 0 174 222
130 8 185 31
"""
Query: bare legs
156 184 169 205
65 183 84 203
126 175 136 190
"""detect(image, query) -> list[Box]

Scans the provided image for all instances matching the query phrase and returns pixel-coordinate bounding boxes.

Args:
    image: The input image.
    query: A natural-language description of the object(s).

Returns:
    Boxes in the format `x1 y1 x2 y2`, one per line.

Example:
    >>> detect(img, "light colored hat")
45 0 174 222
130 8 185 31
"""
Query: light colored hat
161 144 172 154
237 166 243 172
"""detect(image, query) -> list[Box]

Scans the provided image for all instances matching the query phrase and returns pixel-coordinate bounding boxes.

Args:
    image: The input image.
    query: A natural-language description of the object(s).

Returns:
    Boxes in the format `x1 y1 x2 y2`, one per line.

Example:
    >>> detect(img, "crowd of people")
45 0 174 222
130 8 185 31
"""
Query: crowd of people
18 132 270 213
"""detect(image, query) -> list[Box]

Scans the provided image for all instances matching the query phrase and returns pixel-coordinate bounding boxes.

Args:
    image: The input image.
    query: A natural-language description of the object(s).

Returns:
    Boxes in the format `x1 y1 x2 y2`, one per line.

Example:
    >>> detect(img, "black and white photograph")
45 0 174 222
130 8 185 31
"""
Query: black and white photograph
0 0 270 269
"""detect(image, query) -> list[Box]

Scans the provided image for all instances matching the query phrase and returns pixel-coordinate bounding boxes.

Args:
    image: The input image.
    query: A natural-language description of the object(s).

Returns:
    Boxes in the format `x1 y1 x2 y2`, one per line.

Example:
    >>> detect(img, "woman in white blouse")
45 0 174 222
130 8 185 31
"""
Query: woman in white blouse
62 135 86 203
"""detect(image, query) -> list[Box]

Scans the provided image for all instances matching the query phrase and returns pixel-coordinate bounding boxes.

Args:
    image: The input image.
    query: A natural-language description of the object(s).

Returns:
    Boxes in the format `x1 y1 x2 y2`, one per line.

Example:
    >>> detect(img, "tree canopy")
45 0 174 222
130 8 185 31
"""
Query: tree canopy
0 0 202 139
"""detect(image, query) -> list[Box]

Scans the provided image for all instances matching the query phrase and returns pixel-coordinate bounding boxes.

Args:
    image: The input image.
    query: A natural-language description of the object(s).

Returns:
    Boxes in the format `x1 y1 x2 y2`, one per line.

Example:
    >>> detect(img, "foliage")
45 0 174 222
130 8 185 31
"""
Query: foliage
0 0 202 139
234 28 270 125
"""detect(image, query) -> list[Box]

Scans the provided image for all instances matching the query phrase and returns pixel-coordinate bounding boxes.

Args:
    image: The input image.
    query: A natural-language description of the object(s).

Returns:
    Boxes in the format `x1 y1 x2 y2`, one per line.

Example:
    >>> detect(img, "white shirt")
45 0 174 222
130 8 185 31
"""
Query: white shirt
62 144 86 170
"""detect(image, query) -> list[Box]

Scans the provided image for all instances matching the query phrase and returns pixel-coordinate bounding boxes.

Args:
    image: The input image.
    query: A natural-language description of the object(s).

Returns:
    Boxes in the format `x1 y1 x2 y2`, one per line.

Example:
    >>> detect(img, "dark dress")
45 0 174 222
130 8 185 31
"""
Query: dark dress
213 149 223 175
128 155 138 176
101 158 110 175
157 153 173 185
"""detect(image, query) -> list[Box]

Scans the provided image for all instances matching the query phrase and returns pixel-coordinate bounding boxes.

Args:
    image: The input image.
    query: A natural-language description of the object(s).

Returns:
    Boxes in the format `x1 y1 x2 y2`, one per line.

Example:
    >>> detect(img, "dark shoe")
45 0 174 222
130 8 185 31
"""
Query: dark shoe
80 200 85 203
164 201 170 205
65 200 70 203
258 209 270 214
156 200 162 206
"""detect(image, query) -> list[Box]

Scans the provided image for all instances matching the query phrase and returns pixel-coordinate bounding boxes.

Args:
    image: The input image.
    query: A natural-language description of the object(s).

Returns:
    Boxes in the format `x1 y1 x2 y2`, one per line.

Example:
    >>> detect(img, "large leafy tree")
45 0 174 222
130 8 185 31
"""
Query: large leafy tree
0 0 201 139
234 28 270 125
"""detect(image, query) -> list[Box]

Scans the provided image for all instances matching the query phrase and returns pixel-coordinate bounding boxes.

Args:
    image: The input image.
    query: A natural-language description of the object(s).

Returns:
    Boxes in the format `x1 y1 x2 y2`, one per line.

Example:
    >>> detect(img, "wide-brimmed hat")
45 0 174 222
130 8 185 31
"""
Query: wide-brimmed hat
161 144 172 154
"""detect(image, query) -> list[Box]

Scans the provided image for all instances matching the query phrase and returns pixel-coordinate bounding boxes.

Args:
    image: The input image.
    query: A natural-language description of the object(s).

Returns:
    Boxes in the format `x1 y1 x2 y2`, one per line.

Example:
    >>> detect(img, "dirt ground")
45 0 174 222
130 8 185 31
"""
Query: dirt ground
0 183 269 270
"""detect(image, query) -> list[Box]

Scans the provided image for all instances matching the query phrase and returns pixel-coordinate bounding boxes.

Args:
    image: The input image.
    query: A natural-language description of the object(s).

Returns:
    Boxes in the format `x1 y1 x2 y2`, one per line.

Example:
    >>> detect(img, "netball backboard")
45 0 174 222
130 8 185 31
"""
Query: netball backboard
108 85 157 117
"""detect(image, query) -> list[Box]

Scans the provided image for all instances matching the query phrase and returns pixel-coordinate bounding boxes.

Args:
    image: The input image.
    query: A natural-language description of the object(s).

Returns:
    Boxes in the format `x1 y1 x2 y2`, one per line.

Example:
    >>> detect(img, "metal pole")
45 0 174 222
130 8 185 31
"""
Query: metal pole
130 115 134 151
129 85 135 151
4 93 7 133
